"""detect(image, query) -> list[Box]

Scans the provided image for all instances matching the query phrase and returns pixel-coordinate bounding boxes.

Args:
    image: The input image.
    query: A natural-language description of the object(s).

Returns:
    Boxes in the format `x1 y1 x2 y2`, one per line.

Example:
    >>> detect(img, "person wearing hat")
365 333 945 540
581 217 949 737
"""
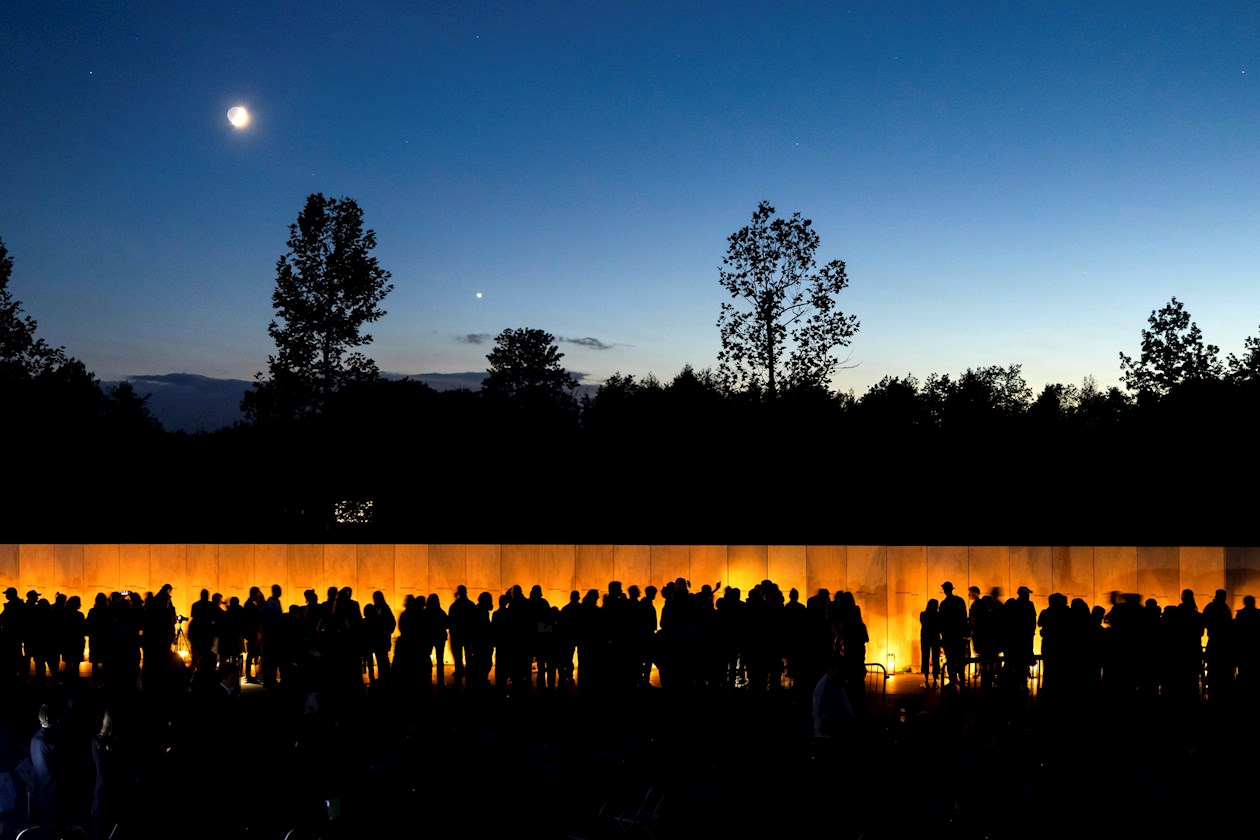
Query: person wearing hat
939 581 968 687
2 587 24 680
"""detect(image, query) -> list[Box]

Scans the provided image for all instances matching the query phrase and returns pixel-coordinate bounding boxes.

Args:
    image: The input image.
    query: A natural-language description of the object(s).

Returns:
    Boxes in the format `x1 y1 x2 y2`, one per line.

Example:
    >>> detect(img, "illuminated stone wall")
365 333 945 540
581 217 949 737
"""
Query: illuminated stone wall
3 544 1258 673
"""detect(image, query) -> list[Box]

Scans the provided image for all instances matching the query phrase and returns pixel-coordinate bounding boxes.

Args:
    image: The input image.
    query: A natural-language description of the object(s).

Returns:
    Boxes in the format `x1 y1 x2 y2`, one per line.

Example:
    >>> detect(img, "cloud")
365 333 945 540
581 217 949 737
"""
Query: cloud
560 336 614 351
458 333 493 345
382 371 488 391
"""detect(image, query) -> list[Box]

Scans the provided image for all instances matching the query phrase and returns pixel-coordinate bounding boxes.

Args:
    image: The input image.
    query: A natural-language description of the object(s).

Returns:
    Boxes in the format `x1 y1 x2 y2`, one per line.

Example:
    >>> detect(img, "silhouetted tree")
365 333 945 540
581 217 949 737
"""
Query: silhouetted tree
102 381 162 434
483 327 578 414
922 364 1030 428
717 201 858 398
0 236 75 383
243 194 393 424
1227 328 1260 383
1073 375 1132 427
0 236 104 425
1118 297 1222 399
856 374 929 430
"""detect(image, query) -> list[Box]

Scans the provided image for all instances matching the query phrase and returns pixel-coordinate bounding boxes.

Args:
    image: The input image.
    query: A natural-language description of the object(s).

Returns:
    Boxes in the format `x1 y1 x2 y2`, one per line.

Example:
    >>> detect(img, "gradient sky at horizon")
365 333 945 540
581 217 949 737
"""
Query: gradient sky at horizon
3 1 1257 395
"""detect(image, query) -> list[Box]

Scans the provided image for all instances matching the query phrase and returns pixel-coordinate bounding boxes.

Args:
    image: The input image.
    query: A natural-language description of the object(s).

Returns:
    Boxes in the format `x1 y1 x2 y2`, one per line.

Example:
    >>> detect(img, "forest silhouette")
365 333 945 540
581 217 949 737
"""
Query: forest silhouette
3 204 1258 544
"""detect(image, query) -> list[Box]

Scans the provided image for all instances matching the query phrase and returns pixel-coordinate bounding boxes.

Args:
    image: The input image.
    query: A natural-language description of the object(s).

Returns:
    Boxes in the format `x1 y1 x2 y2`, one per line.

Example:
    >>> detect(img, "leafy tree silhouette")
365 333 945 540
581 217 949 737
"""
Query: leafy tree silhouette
1227 329 1260 383
717 201 858 398
483 327 578 417
0 236 74 382
1119 297 1222 399
243 194 393 424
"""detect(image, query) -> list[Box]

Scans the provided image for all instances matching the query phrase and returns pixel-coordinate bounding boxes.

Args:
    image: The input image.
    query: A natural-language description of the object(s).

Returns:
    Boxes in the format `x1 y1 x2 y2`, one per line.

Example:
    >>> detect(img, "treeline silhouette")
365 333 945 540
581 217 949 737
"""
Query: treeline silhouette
8 360 1259 544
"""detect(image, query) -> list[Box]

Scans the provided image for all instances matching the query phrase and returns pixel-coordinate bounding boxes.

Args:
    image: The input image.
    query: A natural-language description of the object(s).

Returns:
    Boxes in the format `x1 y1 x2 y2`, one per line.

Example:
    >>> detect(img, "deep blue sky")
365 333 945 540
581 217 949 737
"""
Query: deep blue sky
3 2 1256 395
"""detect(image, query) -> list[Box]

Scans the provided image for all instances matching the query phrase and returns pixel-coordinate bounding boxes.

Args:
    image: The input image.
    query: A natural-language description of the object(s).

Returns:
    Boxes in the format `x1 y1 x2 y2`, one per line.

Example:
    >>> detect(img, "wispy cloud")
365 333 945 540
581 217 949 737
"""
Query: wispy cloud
560 336 614 351
458 333 493 345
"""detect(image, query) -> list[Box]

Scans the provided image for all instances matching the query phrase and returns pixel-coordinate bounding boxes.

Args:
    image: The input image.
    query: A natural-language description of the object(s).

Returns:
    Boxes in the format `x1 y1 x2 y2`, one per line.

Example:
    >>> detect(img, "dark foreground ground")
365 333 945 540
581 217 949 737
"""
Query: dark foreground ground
1 668 1255 840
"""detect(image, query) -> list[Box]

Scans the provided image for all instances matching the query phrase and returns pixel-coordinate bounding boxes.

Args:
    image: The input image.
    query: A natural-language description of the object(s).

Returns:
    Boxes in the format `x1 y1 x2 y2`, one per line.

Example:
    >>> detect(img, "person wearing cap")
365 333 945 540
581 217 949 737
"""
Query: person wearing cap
1006 585 1037 684
939 581 968 687
23 590 42 681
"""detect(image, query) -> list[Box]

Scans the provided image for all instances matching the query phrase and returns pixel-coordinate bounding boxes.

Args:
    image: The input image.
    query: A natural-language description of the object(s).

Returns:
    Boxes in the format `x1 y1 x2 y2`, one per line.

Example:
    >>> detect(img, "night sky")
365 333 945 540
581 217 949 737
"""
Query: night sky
3 2 1257 398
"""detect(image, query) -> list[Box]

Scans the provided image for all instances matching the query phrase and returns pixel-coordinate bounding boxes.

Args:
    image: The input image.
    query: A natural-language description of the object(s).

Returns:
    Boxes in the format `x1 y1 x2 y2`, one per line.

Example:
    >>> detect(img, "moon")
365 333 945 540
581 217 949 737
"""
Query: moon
475 292 483 299
227 106 250 128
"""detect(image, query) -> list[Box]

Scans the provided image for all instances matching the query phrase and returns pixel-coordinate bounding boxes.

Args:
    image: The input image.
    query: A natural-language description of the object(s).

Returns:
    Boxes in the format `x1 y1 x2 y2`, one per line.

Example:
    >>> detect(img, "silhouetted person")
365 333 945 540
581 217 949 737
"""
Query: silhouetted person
59 594 86 682
368 590 395 686
393 594 423 696
424 593 448 687
86 592 109 687
188 588 213 664
260 584 283 688
558 590 581 686
813 655 856 758
1235 595 1260 700
939 581 968 687
1202 588 1234 702
1038 592 1069 696
242 586 263 683
472 591 495 687
1005 586 1036 686
1168 588 1204 702
30 702 64 828
448 584 476 685
2 586 25 681
920 598 941 688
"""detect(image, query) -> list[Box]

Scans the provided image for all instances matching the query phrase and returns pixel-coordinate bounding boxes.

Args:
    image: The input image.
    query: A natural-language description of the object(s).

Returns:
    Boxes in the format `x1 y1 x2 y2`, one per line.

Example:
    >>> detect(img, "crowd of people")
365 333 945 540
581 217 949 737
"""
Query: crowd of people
918 581 1259 706
0 575 1254 839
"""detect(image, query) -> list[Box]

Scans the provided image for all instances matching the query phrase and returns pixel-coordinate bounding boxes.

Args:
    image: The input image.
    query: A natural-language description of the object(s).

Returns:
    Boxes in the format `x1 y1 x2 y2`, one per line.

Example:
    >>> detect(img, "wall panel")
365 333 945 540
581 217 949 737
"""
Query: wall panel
358 544 395 607
926 546 968 601
728 545 768 595
687 545 726 594
1137 546 1179 606
1094 546 1138 606
1225 547 1260 610
968 546 1008 597
1009 546 1052 605
283 544 323 602
83 545 119 594
54 544 84 595
768 545 807 598
218 544 254 604
253 545 287 605
0 545 18 588
888 545 926 673
322 544 355 597
119 549 156 601
394 544 429 606
1051 546 1092 605
612 545 651 592
576 544 614 595
847 545 888 666
427 544 465 595
650 545 689 590
20 544 55 601
187 544 218 599
806 544 846 596
539 545 577 606
501 544 543 593
1181 546 1224 604
465 544 501 596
